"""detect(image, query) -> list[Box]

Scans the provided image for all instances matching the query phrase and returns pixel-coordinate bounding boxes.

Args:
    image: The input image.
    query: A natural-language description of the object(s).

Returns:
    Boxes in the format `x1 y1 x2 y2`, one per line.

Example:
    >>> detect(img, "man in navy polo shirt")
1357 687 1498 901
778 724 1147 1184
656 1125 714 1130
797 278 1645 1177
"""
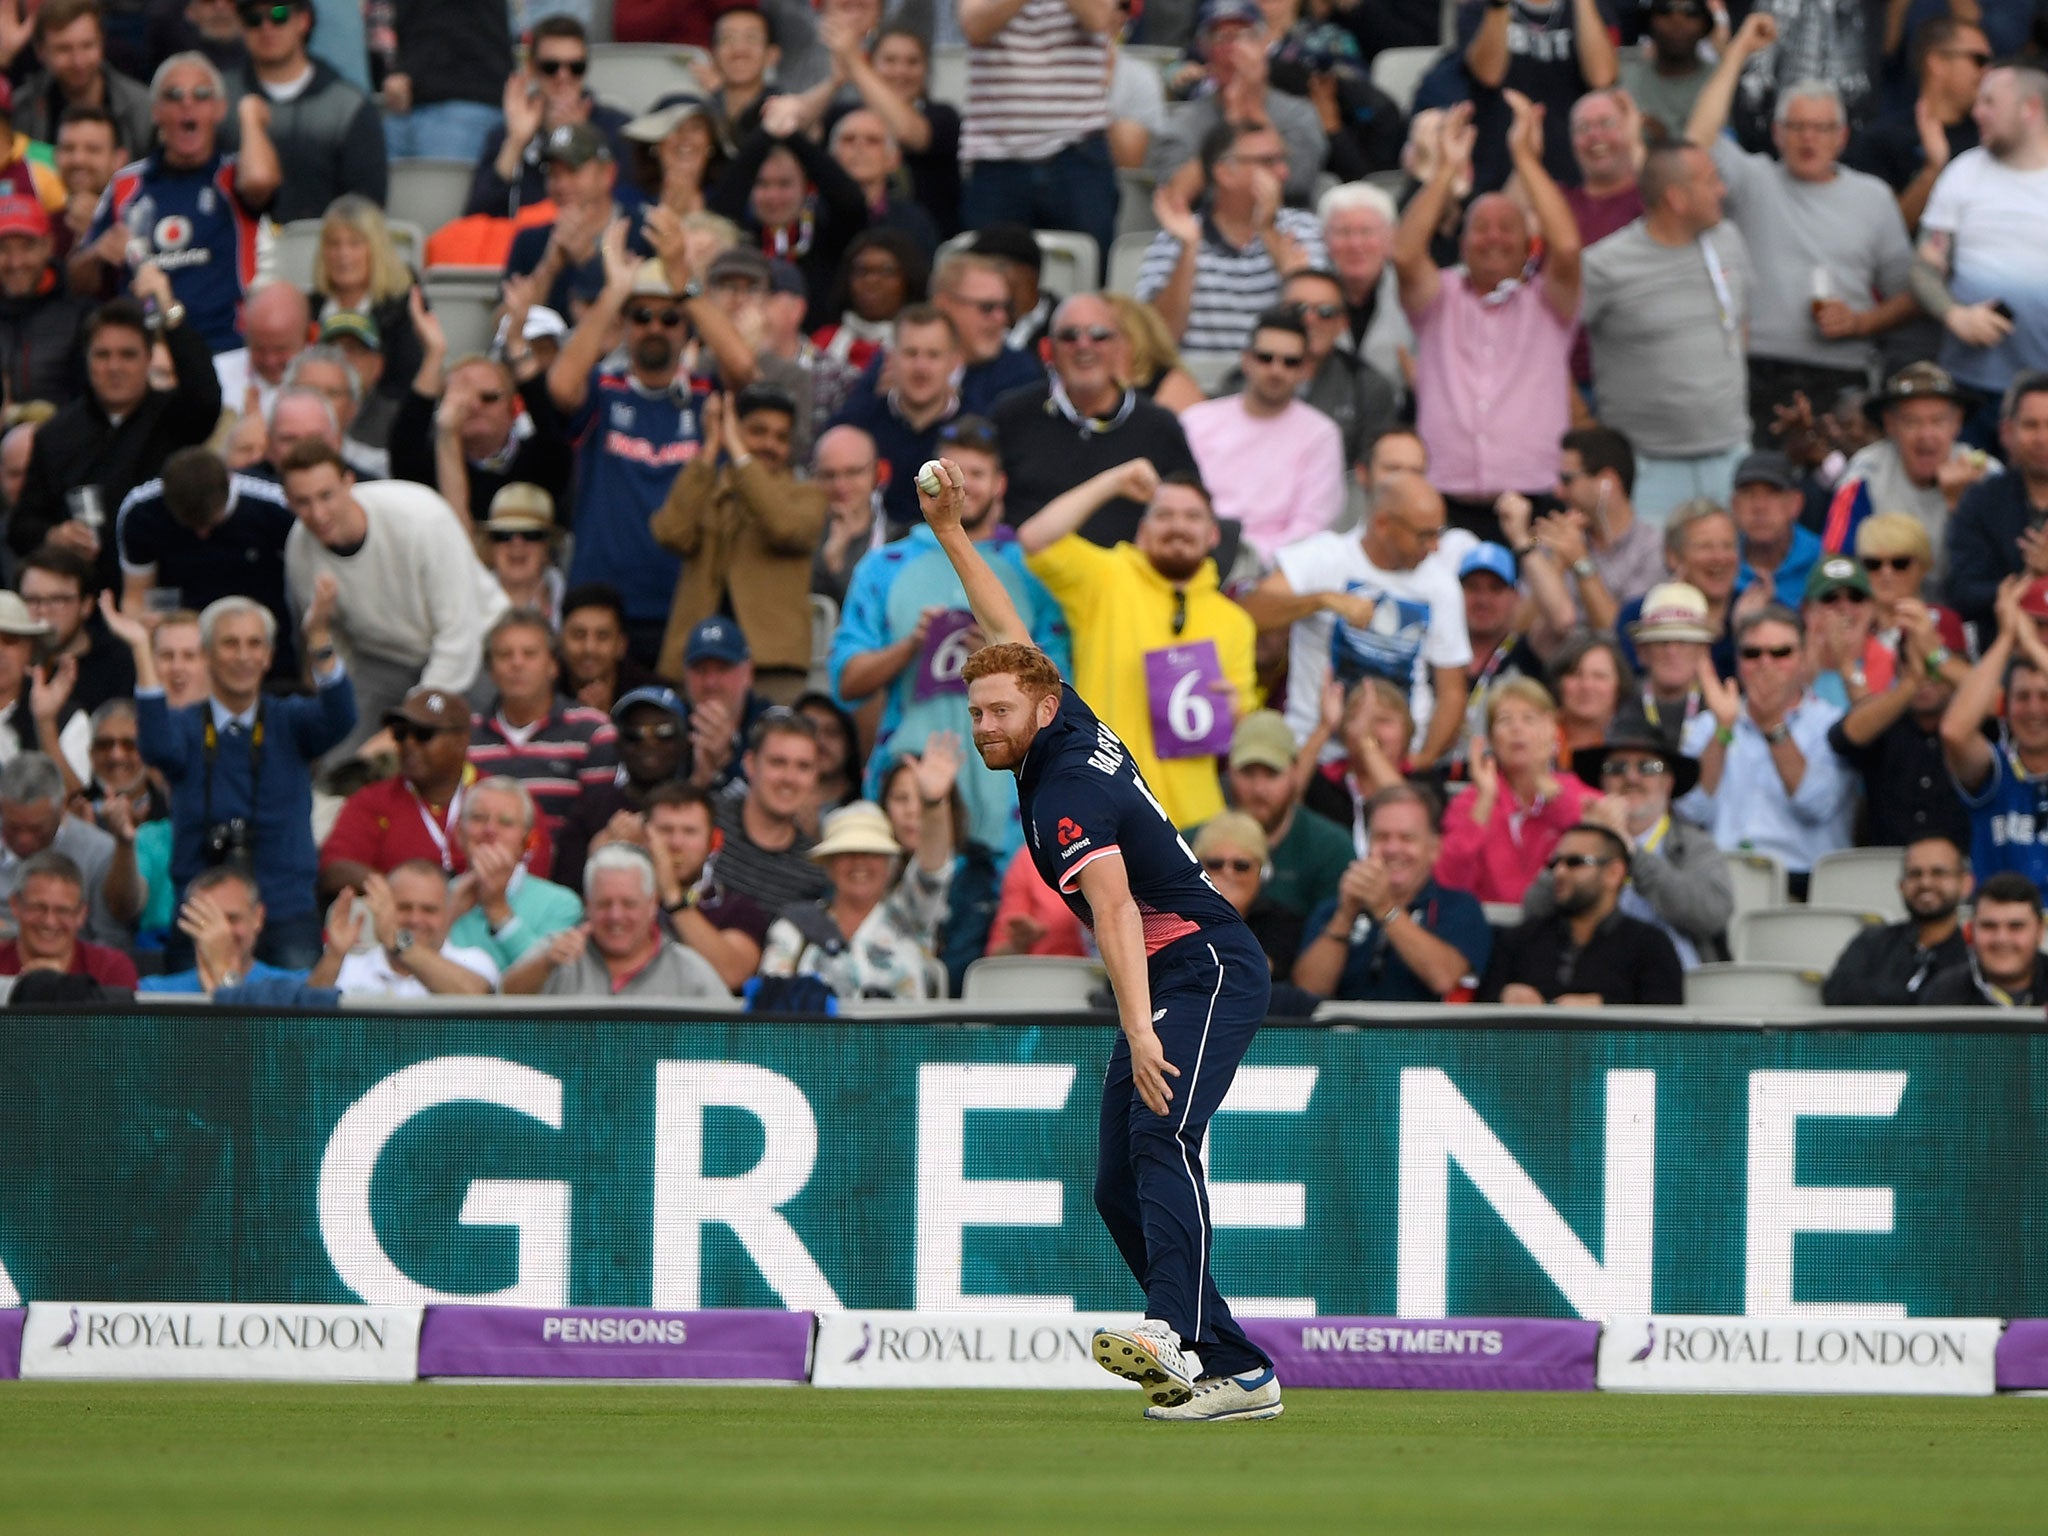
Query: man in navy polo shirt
678 617 773 792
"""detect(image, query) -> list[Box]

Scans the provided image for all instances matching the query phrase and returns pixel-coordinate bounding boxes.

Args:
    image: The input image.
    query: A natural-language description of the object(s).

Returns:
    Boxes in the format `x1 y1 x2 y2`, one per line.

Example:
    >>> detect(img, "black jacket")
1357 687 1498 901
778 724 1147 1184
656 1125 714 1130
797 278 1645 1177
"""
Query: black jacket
387 370 574 528
1920 951 2048 1008
1822 920 1970 1007
0 282 87 409
7 314 221 592
221 60 389 224
1945 472 2043 631
709 127 869 332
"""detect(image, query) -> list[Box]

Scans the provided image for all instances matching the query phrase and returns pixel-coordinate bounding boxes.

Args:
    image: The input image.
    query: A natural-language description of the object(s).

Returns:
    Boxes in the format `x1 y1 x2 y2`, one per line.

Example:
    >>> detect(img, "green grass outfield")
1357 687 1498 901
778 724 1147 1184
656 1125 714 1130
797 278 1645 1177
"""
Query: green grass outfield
0 1385 2043 1534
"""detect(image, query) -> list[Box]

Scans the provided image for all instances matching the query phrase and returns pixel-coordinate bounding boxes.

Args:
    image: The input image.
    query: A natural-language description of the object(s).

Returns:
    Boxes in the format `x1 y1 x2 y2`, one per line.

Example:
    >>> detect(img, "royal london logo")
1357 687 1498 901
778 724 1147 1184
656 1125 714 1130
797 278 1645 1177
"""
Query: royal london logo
1057 817 1084 847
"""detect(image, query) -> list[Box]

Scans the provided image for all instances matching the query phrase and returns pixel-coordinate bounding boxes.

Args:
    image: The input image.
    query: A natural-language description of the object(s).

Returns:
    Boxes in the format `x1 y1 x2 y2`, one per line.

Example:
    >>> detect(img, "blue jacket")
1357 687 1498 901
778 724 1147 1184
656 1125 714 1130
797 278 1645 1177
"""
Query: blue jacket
1946 472 2039 631
136 671 357 922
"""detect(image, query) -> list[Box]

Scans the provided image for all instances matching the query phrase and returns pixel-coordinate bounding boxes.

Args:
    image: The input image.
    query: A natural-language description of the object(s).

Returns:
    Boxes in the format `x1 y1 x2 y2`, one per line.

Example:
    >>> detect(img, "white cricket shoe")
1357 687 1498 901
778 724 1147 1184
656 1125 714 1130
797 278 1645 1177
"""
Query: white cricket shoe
1142 1367 1284 1423
1092 1319 1202 1406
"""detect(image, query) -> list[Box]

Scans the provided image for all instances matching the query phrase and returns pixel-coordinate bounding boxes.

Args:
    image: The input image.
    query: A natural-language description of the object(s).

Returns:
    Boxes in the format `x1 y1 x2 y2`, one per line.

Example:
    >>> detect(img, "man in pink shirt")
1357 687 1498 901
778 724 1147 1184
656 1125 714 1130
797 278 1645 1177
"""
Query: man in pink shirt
1393 90 1582 547
1180 307 1347 562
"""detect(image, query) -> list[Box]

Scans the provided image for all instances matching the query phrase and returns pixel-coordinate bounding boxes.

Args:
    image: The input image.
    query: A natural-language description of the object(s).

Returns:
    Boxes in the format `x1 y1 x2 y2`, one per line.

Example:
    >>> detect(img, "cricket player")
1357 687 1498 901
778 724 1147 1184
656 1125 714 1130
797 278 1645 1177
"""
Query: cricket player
919 459 1282 1423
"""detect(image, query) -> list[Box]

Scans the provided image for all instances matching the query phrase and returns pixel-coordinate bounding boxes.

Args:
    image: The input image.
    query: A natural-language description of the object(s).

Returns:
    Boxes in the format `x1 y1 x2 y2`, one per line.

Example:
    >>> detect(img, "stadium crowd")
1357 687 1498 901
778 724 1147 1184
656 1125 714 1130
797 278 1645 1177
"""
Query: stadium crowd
5 0 2048 1011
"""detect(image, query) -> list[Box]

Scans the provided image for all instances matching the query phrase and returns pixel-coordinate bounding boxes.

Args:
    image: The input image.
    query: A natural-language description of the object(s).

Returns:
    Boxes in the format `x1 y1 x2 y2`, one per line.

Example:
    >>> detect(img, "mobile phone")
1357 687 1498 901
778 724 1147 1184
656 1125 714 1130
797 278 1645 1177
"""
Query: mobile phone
1991 300 2015 321
145 587 183 614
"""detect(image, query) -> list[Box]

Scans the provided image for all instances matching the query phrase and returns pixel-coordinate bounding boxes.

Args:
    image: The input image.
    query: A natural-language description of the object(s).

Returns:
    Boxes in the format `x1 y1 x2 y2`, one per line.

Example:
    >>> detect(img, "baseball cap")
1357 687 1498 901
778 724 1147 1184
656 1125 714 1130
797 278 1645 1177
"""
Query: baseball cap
382 685 473 733
0 195 49 240
707 245 772 290
1457 542 1517 587
1627 581 1716 644
685 616 750 666
612 684 687 723
1733 450 1800 491
540 122 612 168
1228 710 1296 773
318 309 381 350
1199 0 1263 30
766 257 808 298
1803 555 1871 604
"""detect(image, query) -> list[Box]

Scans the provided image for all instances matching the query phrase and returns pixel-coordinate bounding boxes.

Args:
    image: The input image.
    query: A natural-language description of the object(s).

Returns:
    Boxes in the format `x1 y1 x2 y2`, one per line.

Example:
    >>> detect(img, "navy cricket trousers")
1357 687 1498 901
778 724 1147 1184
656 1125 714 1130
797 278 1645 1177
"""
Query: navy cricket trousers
1094 927 1273 1380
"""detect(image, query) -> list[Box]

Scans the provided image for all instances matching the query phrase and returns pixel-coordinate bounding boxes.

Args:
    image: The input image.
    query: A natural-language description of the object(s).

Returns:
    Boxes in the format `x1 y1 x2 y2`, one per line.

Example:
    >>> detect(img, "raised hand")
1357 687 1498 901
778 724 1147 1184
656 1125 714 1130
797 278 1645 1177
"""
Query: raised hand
409 285 446 361
1002 913 1047 952
1535 509 1589 565
760 94 805 139
1734 10 1777 51
1916 95 1951 174
1319 675 1346 735
1152 184 1201 247
502 71 544 144
469 839 517 904
99 591 150 653
1119 458 1162 504
1494 490 1534 549
912 730 963 803
599 217 639 297
917 456 968 534
1698 654 1741 729
305 572 340 639
30 654 76 723
1503 89 1543 164
545 924 590 968
1467 734 1500 806
325 889 365 954
130 260 173 312
1440 101 1477 177
98 792 137 846
361 873 400 950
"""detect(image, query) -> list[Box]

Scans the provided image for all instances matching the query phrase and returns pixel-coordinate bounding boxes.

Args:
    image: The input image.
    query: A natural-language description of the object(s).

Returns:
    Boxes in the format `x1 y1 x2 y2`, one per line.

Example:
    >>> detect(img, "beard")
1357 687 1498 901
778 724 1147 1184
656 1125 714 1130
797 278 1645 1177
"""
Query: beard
632 333 677 373
1555 881 1603 918
1148 547 1207 583
972 723 1036 772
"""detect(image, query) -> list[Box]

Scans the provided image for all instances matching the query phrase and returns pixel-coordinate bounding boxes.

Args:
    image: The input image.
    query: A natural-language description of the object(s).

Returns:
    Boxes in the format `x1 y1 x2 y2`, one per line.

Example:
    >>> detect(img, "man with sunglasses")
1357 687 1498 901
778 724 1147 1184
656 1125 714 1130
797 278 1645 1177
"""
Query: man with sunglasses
1617 0 1715 144
468 607 618 838
1139 122 1324 359
1679 602 1855 898
1848 16 1988 235
72 52 278 353
1478 822 1684 1006
465 14 629 220
1821 832 1971 1005
222 0 385 225
1821 362 1988 584
317 685 482 903
550 686 689 892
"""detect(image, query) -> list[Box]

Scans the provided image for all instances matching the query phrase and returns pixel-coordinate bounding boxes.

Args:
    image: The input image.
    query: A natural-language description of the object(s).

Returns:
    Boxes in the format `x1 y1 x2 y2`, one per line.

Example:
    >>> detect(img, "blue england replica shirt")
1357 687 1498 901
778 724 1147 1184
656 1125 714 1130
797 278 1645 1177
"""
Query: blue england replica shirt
1958 739 2048 888
1019 683 1247 967
90 151 260 351
565 369 705 626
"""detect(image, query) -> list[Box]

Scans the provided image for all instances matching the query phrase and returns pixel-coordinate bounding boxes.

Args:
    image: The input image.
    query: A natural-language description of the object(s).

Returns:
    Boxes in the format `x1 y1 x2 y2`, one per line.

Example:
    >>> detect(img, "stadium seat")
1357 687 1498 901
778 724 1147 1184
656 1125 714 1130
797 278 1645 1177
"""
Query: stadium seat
385 158 475 238
1808 847 1907 920
937 228 1098 295
1124 43 1179 72
1105 229 1152 296
1729 906 1885 967
1115 168 1160 240
420 280 500 360
271 217 426 292
809 592 838 695
1370 46 1440 113
1722 850 1787 922
928 46 968 108
1180 352 1237 395
961 954 1106 1006
584 42 706 116
1482 901 1524 929
1684 962 1826 1011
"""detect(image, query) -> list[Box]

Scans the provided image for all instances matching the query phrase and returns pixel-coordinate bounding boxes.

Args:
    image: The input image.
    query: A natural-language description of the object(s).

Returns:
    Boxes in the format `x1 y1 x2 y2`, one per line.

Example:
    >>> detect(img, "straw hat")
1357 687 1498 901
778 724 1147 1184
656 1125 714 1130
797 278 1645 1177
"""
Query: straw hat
809 801 903 861
1627 582 1715 645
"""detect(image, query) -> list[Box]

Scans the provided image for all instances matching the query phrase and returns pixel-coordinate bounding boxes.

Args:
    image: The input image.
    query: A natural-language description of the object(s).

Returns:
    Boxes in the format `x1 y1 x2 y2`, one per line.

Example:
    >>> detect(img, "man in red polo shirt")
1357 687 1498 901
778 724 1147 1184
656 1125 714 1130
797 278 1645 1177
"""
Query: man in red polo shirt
318 685 549 900
0 848 137 985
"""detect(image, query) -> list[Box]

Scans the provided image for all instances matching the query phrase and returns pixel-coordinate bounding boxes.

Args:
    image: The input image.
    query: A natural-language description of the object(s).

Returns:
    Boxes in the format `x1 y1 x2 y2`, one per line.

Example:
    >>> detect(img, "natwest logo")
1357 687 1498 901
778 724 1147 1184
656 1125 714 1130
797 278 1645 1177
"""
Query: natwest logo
1057 818 1084 847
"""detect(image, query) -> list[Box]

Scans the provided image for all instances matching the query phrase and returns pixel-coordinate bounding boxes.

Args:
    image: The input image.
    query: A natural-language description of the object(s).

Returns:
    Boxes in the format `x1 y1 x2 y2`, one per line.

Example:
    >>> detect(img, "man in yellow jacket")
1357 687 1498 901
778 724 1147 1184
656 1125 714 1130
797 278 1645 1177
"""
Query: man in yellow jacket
1018 457 1259 829
650 381 827 700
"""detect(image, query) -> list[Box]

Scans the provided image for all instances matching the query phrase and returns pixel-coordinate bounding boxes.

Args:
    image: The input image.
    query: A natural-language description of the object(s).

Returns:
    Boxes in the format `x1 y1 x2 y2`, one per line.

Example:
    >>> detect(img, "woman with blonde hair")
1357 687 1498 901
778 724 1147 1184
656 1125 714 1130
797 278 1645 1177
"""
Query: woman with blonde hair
1191 813 1303 979
1106 293 1206 413
1853 511 1970 696
1435 675 1598 904
310 193 420 399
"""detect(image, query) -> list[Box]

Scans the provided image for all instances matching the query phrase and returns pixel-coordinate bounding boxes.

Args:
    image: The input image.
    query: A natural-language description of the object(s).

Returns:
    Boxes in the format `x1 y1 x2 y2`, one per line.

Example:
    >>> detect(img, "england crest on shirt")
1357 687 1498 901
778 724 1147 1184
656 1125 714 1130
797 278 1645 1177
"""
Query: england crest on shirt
1329 584 1431 687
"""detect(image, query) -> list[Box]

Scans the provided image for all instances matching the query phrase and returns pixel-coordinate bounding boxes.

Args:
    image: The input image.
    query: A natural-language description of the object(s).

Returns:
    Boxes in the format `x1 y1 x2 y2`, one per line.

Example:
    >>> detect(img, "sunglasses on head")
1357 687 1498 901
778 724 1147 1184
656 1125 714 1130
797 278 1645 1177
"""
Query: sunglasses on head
536 56 589 76
1815 588 1869 606
1052 325 1116 345
620 722 682 743
627 305 685 327
1600 758 1668 780
489 528 550 544
389 722 455 744
1201 856 1257 875
1546 852 1612 871
1251 349 1305 368
238 2 296 26
160 84 219 104
1861 555 1915 572
1740 644 1799 661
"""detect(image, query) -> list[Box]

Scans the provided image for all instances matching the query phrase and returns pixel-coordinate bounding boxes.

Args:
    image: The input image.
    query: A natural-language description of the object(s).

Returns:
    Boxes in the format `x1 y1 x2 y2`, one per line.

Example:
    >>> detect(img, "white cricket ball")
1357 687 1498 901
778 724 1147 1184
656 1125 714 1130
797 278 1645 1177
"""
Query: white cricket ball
916 461 944 497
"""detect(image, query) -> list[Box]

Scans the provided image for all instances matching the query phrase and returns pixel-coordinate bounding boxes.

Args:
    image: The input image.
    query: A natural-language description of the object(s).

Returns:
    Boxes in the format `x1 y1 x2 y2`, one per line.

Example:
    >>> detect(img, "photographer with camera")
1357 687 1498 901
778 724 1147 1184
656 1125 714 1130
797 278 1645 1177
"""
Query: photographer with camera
115 580 356 970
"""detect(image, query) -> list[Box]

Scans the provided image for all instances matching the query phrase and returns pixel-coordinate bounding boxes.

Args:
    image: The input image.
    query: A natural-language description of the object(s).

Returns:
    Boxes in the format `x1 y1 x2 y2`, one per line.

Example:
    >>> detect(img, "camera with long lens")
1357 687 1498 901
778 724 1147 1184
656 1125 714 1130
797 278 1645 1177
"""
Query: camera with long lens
202 817 254 869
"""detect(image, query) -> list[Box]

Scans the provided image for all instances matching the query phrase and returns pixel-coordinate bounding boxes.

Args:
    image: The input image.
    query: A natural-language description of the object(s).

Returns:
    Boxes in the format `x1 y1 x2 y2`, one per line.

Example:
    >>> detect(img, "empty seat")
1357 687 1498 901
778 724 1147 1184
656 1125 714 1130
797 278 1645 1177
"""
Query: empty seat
1370 46 1440 113
1180 352 1237 395
1722 850 1788 922
1115 168 1160 240
1729 906 1885 967
385 158 476 237
1482 902 1525 929
1684 962 1826 1011
1808 847 1907 920
420 281 500 361
961 954 1106 1006
928 46 968 108
1105 229 1154 296
584 43 705 116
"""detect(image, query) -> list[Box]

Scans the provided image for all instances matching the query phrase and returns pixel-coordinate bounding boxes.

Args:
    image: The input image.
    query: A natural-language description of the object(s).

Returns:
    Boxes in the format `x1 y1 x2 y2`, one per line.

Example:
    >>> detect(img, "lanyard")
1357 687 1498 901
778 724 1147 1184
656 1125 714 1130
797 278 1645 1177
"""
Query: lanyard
1641 688 1699 730
407 770 472 873
1638 814 1671 856
1047 376 1136 438
1699 235 1738 350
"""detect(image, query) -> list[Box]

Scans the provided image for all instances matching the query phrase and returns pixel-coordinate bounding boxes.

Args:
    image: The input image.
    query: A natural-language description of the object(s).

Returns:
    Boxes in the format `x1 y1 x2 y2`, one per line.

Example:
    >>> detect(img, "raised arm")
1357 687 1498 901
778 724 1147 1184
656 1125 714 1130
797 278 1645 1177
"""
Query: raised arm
1392 103 1473 314
1016 458 1160 555
1572 0 1617 87
918 458 1029 648
546 219 635 415
1504 92 1580 315
1944 577 2026 790
1685 11 1775 146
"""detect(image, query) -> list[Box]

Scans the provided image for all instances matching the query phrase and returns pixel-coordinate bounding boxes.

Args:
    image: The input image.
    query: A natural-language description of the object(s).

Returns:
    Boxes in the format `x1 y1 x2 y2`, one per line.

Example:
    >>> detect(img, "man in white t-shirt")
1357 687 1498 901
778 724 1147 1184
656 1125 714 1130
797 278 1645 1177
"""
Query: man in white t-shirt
311 860 499 998
1913 63 2048 410
1242 473 1471 767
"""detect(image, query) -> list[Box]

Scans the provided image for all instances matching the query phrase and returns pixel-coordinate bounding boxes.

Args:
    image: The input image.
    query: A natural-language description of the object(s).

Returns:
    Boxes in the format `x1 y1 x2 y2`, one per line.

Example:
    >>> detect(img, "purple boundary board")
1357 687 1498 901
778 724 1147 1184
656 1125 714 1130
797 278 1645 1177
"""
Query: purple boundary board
1995 1320 2048 1390
1243 1317 1600 1391
417 1307 812 1381
0 1310 19 1380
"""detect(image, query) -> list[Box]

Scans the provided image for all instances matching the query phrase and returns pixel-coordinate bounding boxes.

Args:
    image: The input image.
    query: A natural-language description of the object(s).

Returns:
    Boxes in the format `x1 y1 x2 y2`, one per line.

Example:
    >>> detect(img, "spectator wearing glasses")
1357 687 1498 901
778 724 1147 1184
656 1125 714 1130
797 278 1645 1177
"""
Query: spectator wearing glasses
652 382 827 696
1686 16 1917 445
0 749 139 947
1678 602 1855 896
468 608 618 835
1246 473 1471 773
1821 363 1989 589
1138 121 1327 359
1617 0 1717 145
1941 574 2048 888
464 15 629 220
505 122 652 324
478 486 567 626
1800 556 1879 712
317 685 480 901
1180 308 1343 562
672 618 772 794
1821 832 1971 1005
1848 17 1990 237
1191 811 1303 983
77 696 166 831
1264 267 1396 470
551 686 689 893
1294 784 1493 1004
1017 458 1259 830
832 414 1069 856
68 53 279 352
991 292 1201 543
0 848 137 986
1478 823 1684 1006
1854 512 1970 694
1393 95 1581 545
225 0 386 224
1919 870 2048 1007
810 424 883 609
18 543 132 720
1148 0 1325 204
1540 713 1730 968
835 250 1041 419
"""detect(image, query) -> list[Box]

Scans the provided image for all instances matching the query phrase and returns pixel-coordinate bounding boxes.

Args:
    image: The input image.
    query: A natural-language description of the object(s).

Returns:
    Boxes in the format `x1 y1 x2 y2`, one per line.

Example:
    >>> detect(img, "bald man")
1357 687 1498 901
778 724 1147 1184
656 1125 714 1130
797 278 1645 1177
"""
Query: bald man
216 281 312 425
